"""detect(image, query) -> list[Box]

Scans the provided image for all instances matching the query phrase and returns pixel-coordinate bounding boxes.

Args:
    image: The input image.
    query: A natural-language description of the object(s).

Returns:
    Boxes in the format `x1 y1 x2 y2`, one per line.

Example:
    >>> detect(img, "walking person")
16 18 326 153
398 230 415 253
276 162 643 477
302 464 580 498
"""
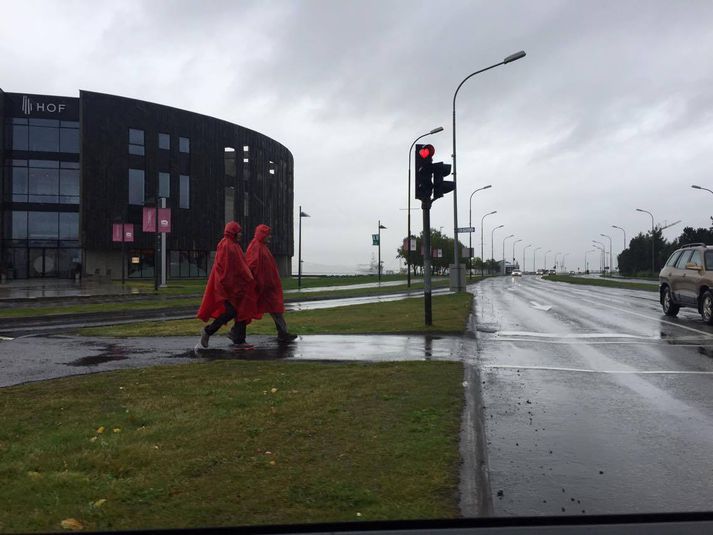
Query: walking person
195 221 256 352
245 224 298 342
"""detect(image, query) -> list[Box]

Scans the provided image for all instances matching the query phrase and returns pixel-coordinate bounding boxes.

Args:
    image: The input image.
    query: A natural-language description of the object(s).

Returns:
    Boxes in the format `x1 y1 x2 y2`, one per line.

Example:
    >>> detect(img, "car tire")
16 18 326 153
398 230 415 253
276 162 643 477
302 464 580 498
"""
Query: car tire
701 291 713 325
662 287 679 317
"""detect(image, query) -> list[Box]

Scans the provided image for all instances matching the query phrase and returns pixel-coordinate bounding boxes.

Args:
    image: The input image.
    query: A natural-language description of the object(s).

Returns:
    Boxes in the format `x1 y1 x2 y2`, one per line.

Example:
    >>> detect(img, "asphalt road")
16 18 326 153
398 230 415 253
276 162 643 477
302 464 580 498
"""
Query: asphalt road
467 275 713 517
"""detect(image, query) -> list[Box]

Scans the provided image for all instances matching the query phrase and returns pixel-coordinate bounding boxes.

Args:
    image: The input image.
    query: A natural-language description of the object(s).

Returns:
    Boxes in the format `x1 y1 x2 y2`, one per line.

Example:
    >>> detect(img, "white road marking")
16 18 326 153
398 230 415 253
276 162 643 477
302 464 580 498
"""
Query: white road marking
0 336 13 341
497 331 655 339
485 364 713 375
529 301 552 311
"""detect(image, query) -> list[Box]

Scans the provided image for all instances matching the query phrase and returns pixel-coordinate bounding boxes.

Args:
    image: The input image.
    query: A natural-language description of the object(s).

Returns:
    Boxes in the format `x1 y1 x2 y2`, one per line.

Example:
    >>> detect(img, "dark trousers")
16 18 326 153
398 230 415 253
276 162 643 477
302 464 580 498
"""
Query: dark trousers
271 313 289 335
205 301 237 336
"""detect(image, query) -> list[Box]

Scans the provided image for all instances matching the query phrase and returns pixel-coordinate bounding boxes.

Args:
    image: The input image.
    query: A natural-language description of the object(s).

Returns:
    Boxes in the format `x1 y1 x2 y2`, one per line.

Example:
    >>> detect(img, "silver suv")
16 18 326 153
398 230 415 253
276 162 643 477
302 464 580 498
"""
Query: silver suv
659 243 713 324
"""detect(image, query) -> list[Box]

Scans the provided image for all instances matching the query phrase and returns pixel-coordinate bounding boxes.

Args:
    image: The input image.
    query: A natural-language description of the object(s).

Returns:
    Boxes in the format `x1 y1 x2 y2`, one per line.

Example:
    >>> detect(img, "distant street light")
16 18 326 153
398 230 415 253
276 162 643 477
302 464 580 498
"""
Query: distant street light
544 250 552 272
562 253 570 272
523 244 532 274
298 207 311 289
491 224 504 274
513 239 523 269
480 210 497 277
450 50 527 291
469 185 492 279
600 233 613 276
636 208 656 274
407 126 444 287
554 252 562 272
378 221 387 283
692 184 713 195
584 249 596 273
592 243 605 272
502 234 515 275
533 246 542 273
612 225 627 272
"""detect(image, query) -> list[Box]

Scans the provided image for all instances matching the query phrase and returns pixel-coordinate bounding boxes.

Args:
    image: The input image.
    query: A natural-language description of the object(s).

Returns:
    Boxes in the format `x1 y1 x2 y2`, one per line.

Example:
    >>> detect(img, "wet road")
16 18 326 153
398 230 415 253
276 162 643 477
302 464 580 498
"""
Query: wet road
469 275 713 517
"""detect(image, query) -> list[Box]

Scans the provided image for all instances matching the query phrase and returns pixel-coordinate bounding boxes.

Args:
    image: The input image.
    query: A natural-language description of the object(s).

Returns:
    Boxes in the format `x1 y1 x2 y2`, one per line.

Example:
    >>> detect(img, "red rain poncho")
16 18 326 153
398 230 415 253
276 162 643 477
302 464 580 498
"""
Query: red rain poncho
245 224 285 315
197 221 256 322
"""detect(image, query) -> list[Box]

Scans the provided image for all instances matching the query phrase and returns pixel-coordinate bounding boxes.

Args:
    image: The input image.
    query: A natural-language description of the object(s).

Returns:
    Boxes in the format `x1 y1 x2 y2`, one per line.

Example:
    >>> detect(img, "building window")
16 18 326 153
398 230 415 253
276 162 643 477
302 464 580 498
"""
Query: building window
59 212 79 240
29 119 60 152
158 133 170 150
28 162 59 203
11 163 29 202
179 137 190 153
243 145 249 163
12 118 29 150
11 211 28 239
59 162 80 204
179 174 190 208
9 160 78 204
129 128 145 156
129 168 145 205
28 211 59 239
59 121 80 153
159 172 171 198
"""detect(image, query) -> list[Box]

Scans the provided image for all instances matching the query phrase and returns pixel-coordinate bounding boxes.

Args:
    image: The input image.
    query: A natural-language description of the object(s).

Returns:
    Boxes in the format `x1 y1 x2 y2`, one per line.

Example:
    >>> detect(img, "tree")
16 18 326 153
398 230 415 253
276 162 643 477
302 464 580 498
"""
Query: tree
396 229 467 276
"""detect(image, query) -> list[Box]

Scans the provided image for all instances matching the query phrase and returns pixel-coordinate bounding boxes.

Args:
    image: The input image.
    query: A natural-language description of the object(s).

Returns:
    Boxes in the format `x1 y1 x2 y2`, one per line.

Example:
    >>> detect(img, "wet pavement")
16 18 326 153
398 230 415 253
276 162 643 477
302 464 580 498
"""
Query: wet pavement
0 333 473 388
468 275 713 516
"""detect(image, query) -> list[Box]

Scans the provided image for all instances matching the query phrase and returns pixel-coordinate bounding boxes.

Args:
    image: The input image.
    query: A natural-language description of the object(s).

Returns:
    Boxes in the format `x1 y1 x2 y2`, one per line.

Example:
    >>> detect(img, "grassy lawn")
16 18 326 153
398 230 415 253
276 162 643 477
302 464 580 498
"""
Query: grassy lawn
78 292 473 337
0 360 463 532
543 274 657 292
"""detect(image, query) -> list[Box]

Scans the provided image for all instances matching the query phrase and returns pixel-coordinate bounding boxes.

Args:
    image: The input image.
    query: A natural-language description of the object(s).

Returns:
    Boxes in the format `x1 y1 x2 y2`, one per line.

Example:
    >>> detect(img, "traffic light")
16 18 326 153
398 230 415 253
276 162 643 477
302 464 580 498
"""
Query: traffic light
432 161 454 200
415 144 434 201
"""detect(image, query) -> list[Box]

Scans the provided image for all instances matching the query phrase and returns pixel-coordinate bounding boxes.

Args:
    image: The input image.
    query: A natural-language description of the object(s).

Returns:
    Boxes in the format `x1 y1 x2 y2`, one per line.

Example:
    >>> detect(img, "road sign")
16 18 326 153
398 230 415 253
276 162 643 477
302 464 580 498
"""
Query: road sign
457 226 475 233
372 234 379 245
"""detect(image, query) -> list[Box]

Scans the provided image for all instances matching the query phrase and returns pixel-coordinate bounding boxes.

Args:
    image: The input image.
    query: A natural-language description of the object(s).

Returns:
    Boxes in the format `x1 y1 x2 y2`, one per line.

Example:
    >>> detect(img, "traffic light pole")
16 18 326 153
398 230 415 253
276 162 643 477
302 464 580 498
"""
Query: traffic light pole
422 199 432 326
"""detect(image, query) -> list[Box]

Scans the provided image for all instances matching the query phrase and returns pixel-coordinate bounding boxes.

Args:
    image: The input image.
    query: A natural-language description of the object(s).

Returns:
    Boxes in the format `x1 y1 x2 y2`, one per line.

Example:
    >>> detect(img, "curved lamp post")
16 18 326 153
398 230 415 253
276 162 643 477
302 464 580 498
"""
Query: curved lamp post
480 210 497 277
554 252 562 272
544 250 552 272
612 225 627 272
600 233 613 275
513 238 523 269
491 224 504 274
469 185 492 278
378 221 387 283
562 253 570 272
298 207 310 289
450 50 526 291
407 126 444 287
636 208 656 274
533 246 542 273
523 244 532 274
502 234 515 275
585 249 596 273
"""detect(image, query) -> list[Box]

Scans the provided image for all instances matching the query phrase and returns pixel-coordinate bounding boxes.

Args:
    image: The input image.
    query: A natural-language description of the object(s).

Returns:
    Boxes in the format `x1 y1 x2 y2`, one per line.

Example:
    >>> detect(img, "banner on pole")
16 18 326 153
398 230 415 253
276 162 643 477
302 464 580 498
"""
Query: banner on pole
143 207 171 233
372 234 379 246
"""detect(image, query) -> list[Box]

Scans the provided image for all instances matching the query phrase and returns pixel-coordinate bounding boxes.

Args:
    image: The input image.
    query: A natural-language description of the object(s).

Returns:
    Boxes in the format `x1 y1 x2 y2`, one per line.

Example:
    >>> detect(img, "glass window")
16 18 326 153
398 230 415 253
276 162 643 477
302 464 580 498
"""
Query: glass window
12 124 29 150
665 251 681 267
60 161 80 169
675 250 693 269
159 133 170 150
30 159 59 168
59 168 80 204
59 126 80 153
29 125 60 152
28 167 59 203
28 212 58 239
29 119 59 127
129 128 145 156
12 118 28 125
129 169 145 205
12 167 28 202
689 250 703 268
159 172 170 198
179 175 190 208
59 212 79 240
12 211 28 239
705 251 713 271
179 137 190 153
60 120 79 128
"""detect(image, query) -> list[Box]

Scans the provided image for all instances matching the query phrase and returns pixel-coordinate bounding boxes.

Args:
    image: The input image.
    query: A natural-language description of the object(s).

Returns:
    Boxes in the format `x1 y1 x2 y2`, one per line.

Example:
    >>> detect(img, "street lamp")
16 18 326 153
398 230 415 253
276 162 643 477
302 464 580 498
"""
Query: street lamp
600 233 612 276
513 239 522 269
636 208 656 274
469 185 492 278
378 221 387 283
491 224 504 274
407 126 444 287
480 210 497 277
502 234 515 275
612 225 626 272
523 244 532 274
450 50 527 291
562 253 570 272
592 243 605 272
692 184 713 195
554 252 562 272
544 250 552 272
298 206 310 289
533 246 542 273
584 249 596 273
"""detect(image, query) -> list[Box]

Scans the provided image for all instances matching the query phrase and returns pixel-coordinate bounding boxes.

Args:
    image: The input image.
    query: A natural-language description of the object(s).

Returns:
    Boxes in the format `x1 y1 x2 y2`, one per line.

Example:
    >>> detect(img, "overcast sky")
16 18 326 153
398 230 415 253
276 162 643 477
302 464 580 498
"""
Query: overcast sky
3 0 713 273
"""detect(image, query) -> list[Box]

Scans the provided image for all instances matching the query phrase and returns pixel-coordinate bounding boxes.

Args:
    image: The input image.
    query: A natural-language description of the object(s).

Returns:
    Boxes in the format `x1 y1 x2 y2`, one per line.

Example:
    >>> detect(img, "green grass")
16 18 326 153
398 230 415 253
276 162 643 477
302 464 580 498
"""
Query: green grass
0 360 463 532
544 274 657 292
78 292 473 337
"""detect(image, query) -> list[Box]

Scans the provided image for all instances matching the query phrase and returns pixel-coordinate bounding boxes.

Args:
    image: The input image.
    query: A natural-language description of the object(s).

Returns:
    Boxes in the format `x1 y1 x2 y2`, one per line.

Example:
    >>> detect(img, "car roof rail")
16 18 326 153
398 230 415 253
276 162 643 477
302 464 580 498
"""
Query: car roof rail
681 242 708 248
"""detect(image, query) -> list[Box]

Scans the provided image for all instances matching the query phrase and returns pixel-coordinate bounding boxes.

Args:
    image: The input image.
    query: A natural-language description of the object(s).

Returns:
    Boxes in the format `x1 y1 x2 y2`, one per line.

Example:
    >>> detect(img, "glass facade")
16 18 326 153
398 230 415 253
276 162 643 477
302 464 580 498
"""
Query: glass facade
169 250 208 278
128 168 145 205
10 118 79 153
5 160 80 204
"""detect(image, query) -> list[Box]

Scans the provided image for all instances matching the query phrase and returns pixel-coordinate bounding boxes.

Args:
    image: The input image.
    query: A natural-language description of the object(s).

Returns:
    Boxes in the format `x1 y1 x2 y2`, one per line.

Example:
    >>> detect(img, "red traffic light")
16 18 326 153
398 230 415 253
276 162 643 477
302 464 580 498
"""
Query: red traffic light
418 144 435 159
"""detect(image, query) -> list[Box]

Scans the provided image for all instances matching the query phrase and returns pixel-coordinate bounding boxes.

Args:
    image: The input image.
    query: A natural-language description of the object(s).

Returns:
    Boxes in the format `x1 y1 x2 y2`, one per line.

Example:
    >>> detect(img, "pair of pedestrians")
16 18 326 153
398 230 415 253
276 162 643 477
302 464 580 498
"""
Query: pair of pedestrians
195 222 296 352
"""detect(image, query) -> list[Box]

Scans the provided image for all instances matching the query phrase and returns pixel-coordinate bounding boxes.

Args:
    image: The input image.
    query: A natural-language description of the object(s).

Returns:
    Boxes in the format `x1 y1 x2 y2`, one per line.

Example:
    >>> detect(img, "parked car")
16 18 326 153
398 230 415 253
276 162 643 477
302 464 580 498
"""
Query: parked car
659 243 713 324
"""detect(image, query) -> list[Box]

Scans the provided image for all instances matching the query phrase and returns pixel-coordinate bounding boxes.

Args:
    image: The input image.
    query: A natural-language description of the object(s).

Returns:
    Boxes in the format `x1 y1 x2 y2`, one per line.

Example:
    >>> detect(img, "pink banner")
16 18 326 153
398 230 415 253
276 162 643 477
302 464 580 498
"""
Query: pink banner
123 224 134 242
113 223 135 242
143 207 171 233
112 223 123 242
158 208 171 233
143 207 156 232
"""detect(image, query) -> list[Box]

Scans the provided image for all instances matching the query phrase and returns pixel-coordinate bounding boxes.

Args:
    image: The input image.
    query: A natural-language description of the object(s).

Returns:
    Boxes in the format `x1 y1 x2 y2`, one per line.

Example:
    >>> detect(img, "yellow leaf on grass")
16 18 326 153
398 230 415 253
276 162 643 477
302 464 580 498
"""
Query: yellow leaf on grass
271 388 278 393
112 428 121 433
60 518 84 530
92 499 107 508
27 471 42 479
96 426 105 434
89 436 98 443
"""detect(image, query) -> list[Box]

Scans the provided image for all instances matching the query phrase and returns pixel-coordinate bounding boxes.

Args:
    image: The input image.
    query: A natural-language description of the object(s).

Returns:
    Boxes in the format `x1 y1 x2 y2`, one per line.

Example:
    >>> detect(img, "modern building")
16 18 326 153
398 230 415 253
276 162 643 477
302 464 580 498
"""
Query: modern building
0 89 293 280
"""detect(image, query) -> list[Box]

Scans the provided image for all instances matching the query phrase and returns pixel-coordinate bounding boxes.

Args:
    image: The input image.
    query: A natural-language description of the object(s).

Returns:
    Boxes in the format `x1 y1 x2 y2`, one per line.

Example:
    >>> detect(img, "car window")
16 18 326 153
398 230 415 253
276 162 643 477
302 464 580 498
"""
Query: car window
665 251 682 266
674 250 693 269
705 251 713 271
689 250 703 268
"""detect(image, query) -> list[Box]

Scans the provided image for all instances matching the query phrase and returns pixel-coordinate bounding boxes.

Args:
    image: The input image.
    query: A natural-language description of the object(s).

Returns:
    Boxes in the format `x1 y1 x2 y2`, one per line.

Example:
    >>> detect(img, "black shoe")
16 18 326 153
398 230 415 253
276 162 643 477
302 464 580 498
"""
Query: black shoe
227 331 244 345
277 332 298 342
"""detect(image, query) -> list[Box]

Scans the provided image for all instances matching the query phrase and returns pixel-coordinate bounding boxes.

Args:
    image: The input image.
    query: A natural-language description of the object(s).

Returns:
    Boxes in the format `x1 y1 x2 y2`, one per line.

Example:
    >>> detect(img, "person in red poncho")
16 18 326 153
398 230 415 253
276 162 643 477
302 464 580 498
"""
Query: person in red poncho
245 224 297 342
195 221 256 351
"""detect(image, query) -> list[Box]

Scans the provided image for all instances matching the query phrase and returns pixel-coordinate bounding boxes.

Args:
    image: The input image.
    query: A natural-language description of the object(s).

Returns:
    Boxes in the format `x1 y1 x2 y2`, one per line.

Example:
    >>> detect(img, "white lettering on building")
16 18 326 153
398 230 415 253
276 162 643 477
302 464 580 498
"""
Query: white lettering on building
21 95 69 115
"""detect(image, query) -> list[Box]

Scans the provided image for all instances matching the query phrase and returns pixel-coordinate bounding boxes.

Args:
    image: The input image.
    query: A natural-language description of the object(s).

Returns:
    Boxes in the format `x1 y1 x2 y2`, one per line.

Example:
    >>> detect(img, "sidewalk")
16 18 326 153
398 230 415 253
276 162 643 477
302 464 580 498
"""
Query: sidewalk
0 278 138 300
